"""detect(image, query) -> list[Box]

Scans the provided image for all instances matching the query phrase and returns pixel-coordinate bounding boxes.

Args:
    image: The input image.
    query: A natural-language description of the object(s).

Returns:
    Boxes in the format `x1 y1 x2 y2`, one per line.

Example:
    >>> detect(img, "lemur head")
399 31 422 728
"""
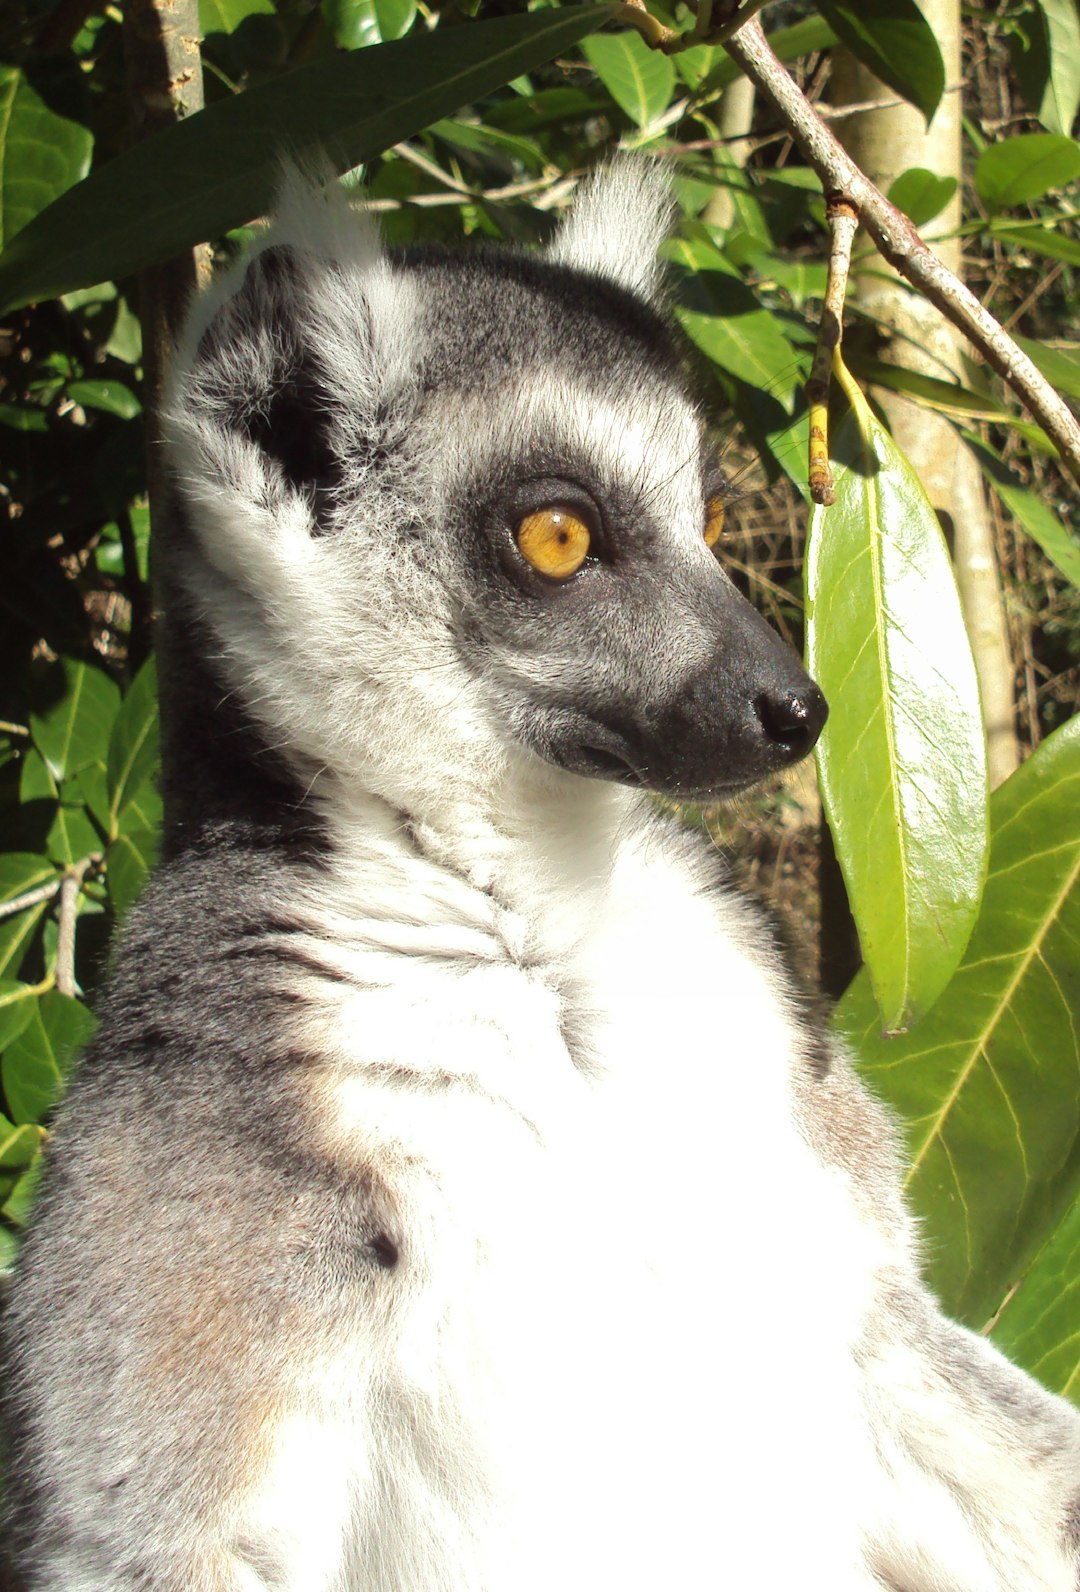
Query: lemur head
164 159 826 825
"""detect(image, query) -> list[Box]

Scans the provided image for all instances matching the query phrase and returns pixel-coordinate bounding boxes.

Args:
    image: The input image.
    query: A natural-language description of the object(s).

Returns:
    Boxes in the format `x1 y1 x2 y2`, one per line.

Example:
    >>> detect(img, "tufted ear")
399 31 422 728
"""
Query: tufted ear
164 166 418 563
547 156 676 300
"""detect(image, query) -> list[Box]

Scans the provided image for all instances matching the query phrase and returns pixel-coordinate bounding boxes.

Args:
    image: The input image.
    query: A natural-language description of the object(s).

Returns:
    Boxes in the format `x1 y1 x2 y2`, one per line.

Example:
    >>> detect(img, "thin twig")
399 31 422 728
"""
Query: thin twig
55 855 101 999
807 197 859 505
722 16 1080 489
0 878 62 923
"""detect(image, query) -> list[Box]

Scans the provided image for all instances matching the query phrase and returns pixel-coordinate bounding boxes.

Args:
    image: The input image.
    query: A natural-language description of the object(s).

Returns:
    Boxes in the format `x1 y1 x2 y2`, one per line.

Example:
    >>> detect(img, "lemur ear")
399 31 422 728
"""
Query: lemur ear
166 166 417 548
547 156 675 300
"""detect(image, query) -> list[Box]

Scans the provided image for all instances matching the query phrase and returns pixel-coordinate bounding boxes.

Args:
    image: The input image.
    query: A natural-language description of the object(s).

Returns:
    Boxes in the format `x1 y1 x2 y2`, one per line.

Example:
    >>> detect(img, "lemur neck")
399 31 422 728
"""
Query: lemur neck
313 762 633 952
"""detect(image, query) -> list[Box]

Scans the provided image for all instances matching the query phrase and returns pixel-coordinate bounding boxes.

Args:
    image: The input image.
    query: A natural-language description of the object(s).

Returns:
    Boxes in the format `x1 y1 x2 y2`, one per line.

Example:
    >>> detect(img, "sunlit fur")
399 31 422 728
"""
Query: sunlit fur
3 160 1079 1592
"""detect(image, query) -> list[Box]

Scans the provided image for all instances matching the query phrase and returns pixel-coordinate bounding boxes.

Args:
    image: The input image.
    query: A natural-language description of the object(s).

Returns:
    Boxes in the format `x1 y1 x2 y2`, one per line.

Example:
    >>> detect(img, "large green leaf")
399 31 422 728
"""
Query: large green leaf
582 32 675 128
0 63 93 250
2 991 97 1125
30 658 121 783
106 659 161 837
975 132 1080 210
0 9 616 313
815 0 944 123
807 384 988 1034
838 717 1080 1328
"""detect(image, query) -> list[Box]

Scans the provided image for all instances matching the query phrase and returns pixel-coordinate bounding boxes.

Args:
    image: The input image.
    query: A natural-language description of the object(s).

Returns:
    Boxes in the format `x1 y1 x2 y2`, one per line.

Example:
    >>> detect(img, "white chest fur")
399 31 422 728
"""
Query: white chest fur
272 809 896 1592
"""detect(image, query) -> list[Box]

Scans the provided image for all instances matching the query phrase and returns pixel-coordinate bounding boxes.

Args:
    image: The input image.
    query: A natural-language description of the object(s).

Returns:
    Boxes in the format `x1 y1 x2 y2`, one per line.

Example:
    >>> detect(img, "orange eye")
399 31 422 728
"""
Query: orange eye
515 508 592 580
704 497 726 549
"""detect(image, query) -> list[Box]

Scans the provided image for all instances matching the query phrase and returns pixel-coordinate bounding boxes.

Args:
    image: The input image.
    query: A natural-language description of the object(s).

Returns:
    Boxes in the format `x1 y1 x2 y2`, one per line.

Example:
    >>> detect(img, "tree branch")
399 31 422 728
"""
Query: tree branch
722 17 1080 490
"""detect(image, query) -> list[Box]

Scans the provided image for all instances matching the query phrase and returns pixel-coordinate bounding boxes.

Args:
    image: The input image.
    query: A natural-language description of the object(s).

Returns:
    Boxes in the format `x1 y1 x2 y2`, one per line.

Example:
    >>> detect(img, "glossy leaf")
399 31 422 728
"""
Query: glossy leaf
30 658 121 783
321 0 416 47
582 33 675 128
0 9 617 312
107 828 161 921
807 386 988 1033
679 308 803 412
976 132 1080 210
2 991 97 1125
838 717 1080 1328
106 659 161 836
0 63 92 249
815 0 944 122
966 437 1080 591
887 167 957 227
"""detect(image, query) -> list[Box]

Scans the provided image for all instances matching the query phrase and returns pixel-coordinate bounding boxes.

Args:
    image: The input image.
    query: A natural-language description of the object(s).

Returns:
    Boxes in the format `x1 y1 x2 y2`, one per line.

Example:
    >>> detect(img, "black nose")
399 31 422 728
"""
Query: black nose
753 683 829 761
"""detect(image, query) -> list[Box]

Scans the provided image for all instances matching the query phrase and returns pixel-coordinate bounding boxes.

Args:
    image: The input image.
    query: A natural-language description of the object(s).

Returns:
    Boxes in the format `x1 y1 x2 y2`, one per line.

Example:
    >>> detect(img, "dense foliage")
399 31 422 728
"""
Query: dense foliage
0 0 1078 1399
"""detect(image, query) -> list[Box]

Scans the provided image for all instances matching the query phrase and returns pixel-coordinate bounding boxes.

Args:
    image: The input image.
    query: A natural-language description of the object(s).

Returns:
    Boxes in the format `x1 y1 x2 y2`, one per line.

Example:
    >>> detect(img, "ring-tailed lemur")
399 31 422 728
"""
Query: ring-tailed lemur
4 159 1079 1592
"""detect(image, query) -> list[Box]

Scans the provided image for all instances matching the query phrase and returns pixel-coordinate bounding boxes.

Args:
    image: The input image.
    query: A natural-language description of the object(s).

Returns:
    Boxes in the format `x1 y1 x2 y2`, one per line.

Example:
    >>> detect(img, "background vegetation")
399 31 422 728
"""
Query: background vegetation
0 0 1078 1401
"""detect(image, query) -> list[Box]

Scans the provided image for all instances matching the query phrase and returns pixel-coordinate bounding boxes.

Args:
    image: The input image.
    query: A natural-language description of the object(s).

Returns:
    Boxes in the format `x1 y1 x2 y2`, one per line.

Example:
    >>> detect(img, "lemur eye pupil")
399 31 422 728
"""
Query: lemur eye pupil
515 508 591 581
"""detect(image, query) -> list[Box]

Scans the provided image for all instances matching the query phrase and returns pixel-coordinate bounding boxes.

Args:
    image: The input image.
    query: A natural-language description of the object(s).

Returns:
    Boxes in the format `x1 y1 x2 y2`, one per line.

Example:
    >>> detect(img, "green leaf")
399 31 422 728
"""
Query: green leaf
107 828 161 921
815 0 944 122
807 391 988 1034
966 437 1080 591
45 801 102 868
1013 336 1080 403
0 9 617 313
321 0 416 48
990 1187 1080 1403
987 218 1080 268
0 981 37 1051
0 1115 43 1171
838 717 1080 1328
582 32 676 128
2 990 97 1125
0 1226 19 1270
0 63 93 250
887 167 957 227
200 0 276 34
18 747 58 804
106 659 161 837
976 132 1080 210
2 1156 44 1227
1035 0 1080 137
679 307 803 412
65 379 142 420
30 658 122 783
0 854 58 980
430 118 545 175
